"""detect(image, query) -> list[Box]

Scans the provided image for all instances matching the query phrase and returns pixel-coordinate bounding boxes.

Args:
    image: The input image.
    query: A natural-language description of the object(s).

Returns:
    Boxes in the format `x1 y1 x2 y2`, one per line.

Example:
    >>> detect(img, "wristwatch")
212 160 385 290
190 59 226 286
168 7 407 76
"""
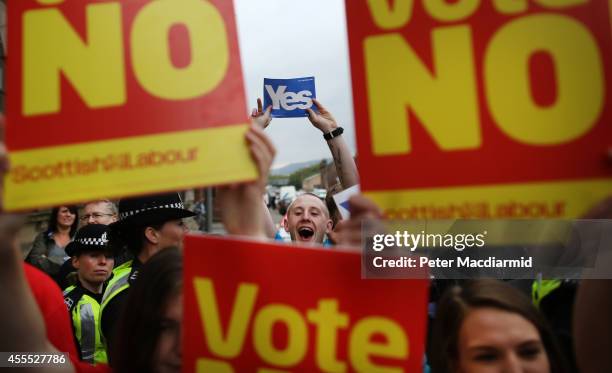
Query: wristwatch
323 127 344 140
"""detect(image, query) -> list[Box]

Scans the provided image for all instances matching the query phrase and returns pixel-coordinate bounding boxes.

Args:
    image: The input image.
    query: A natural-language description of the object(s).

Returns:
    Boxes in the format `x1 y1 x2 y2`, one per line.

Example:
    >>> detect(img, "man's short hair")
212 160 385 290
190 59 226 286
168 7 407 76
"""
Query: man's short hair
286 193 330 218
85 199 118 215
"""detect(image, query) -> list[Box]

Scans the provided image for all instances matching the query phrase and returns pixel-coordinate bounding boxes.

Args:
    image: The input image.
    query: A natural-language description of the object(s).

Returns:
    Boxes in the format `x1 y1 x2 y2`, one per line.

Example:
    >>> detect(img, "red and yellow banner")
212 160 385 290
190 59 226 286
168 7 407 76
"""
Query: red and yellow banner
346 0 612 218
4 0 255 211
183 235 429 372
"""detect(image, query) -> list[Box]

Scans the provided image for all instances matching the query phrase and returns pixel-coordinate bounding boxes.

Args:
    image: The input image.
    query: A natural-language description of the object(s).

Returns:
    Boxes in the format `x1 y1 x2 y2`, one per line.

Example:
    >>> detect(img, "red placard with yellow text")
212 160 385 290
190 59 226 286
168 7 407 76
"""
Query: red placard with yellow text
183 235 429 372
347 0 612 219
4 0 255 211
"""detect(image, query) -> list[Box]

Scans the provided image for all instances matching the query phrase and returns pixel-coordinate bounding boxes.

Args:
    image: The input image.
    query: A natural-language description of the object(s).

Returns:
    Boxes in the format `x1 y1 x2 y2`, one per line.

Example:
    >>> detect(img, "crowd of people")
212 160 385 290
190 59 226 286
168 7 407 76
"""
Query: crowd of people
0 96 611 373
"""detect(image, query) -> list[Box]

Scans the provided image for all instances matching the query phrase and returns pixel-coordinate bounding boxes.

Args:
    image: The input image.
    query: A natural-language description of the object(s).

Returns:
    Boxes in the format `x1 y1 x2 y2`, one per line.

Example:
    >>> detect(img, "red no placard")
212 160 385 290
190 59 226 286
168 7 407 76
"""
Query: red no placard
346 1 612 191
7 0 246 151
4 0 256 212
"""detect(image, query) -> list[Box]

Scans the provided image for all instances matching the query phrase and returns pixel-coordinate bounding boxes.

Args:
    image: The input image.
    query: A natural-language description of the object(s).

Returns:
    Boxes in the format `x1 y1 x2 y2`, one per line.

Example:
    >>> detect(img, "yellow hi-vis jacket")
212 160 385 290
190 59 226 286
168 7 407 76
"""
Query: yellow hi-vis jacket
63 284 107 364
99 260 134 345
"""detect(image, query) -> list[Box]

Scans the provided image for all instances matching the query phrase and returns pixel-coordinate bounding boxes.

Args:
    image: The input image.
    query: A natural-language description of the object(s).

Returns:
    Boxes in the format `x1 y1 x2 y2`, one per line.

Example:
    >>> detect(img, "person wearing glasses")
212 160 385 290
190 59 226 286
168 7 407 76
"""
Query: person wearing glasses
80 200 118 227
57 200 119 289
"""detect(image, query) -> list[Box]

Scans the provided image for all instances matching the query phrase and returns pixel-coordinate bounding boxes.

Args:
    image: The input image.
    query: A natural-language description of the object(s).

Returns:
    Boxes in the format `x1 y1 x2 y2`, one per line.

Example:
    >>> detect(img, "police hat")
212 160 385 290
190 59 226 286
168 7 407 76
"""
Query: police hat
65 224 111 257
110 192 195 230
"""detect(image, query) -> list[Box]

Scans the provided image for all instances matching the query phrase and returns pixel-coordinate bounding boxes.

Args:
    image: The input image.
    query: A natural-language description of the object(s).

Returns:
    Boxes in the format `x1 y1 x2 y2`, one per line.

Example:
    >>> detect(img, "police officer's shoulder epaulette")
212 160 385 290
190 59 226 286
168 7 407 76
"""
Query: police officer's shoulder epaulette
63 285 87 313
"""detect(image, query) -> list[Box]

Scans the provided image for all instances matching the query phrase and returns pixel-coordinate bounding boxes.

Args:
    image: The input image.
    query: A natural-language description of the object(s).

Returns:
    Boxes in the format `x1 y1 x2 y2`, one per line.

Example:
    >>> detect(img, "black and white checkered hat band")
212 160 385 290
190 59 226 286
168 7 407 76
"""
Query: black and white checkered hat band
119 202 185 220
76 235 108 246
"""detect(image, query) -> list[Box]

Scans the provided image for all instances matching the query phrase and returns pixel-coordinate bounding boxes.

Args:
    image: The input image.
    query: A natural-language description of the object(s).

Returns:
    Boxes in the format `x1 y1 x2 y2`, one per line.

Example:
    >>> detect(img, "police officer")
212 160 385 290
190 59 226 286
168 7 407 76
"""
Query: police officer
63 224 114 365
100 192 195 359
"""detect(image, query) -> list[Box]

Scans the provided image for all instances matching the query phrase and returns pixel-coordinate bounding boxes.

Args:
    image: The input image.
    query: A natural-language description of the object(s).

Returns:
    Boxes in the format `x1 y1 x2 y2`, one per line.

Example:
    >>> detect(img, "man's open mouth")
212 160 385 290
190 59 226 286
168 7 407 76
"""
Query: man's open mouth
298 227 314 240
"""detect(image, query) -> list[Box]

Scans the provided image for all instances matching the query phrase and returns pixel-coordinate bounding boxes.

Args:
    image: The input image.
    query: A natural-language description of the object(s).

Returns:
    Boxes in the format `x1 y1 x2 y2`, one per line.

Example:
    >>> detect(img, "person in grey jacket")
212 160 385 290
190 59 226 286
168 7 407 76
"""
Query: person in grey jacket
26 205 79 279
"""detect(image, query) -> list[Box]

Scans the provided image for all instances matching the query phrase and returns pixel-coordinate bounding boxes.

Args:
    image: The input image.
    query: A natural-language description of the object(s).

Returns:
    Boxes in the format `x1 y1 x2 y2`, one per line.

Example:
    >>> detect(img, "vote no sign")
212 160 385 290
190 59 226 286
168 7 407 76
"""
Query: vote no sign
347 0 612 219
4 0 256 210
183 235 429 372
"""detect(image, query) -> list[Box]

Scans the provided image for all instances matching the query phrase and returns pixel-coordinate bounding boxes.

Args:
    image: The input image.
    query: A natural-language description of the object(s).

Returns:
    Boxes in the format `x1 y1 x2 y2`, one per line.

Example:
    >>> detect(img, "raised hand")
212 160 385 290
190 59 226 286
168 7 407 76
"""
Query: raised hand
0 114 25 256
251 98 272 130
306 98 337 133
218 124 276 238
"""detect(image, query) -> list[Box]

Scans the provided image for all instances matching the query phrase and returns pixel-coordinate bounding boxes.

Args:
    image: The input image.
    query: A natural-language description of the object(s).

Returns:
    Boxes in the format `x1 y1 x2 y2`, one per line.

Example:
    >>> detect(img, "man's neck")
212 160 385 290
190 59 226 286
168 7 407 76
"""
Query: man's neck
78 276 103 294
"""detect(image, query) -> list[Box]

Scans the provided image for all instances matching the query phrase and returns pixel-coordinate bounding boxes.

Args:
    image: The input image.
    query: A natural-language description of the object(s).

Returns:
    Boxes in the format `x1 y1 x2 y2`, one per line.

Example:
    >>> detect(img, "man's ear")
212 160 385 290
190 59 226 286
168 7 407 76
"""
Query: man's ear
325 219 333 234
144 226 159 244
71 256 80 269
283 218 290 233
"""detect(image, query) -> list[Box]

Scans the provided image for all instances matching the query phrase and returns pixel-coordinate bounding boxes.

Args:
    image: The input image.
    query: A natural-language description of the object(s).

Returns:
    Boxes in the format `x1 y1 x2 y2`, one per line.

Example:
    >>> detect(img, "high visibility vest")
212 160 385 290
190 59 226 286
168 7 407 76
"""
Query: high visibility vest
99 260 133 342
63 285 107 364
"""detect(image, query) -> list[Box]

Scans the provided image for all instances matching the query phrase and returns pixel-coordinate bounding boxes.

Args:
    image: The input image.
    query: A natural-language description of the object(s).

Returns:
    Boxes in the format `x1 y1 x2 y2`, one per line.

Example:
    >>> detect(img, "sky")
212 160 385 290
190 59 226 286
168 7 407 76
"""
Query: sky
234 0 355 169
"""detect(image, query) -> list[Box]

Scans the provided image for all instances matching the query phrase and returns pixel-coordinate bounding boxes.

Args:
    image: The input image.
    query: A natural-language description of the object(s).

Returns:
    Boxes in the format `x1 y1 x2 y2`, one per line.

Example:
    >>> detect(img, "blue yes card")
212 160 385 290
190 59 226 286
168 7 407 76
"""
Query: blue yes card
263 77 316 118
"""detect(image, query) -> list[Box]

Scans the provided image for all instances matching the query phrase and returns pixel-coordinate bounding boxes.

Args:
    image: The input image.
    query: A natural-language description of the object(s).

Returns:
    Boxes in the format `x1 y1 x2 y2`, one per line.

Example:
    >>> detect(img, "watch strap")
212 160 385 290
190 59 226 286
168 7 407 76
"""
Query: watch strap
323 126 344 140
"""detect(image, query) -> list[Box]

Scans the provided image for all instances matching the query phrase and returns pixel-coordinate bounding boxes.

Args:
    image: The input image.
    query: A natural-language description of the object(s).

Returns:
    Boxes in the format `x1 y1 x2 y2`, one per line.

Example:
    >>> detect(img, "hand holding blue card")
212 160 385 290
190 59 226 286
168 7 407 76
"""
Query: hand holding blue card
263 77 316 118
